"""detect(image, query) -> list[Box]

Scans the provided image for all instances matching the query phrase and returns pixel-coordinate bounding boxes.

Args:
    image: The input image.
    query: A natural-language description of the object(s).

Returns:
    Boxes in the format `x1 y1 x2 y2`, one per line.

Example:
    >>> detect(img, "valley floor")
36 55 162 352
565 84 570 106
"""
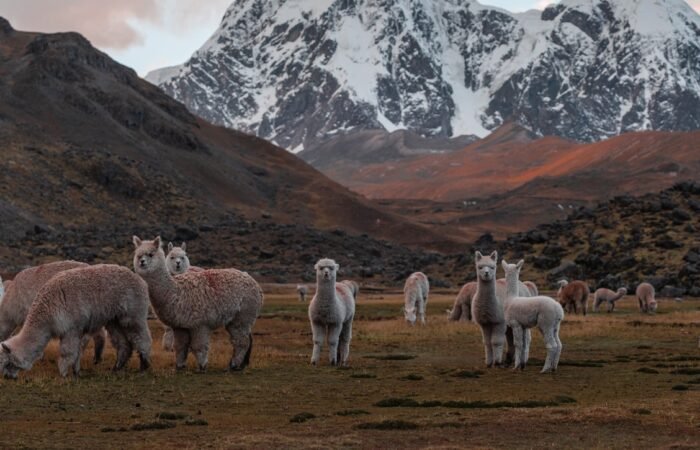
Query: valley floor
1 289 699 449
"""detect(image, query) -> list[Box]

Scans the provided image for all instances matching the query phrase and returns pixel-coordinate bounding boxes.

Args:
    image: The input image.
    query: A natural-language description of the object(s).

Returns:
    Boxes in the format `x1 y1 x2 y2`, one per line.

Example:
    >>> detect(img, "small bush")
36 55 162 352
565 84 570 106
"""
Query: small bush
671 385 689 391
355 420 418 430
631 408 652 415
156 412 187 420
336 409 370 416
670 368 700 375
290 412 316 423
400 374 424 381
130 421 176 431
637 368 660 374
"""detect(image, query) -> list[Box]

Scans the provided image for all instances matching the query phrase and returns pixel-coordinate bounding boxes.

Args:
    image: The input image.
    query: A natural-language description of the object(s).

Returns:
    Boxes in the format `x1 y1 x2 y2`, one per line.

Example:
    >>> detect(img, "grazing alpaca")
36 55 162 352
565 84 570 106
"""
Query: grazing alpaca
636 283 657 313
0 265 151 378
403 272 429 325
557 280 590 315
297 284 308 302
524 281 539 296
0 261 107 364
471 251 507 367
593 287 627 313
447 281 477 322
341 280 360 300
502 260 564 373
308 259 355 366
133 236 263 372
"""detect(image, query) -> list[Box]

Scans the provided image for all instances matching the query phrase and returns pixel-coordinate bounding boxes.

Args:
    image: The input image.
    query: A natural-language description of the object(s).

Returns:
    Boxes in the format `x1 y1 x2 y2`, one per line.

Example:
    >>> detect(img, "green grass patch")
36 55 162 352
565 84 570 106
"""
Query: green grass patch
290 412 316 423
130 421 176 431
355 420 419 430
636 368 660 374
335 409 370 416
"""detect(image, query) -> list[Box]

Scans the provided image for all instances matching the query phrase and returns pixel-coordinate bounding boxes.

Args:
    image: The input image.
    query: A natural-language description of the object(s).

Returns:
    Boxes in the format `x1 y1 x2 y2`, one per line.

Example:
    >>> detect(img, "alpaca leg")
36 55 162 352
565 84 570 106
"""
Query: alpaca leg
523 329 532 366
418 296 427 325
511 325 524 370
162 327 175 352
126 323 152 372
593 297 602 312
540 327 558 373
327 324 343 366
310 322 326 366
173 328 191 371
106 324 132 371
225 320 253 371
190 327 211 372
58 333 82 378
91 328 107 364
638 297 645 313
337 320 353 366
581 297 588 316
552 322 563 370
491 322 507 366
480 325 494 367
505 326 515 367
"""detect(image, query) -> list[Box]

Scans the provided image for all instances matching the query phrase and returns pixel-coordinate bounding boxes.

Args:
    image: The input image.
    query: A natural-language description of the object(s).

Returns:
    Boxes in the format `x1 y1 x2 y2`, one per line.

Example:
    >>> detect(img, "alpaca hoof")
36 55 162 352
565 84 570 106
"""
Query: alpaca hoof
229 364 244 372
175 365 186 372
139 359 151 372
93 356 102 365
196 365 207 373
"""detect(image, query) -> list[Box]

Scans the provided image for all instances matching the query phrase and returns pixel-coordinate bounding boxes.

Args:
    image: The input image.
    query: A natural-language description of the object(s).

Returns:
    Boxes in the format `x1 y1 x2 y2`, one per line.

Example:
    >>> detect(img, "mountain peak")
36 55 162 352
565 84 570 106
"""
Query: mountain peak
0 16 14 36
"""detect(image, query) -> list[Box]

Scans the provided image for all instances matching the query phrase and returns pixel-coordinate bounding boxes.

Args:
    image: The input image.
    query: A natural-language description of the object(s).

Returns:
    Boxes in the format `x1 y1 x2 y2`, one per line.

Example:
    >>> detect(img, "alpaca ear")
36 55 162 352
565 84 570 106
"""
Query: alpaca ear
475 251 483 260
153 236 162 248
168 242 173 252
516 260 524 270
181 242 186 252
133 236 142 248
314 262 320 270
334 263 339 271
1 343 10 354
501 260 508 270
490 251 498 261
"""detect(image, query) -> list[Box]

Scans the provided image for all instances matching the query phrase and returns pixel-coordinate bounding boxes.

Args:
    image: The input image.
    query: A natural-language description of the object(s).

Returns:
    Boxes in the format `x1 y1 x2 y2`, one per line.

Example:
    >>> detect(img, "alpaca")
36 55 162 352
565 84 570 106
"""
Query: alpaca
0 261 107 364
447 281 477 322
524 281 539 296
133 236 263 372
308 259 355 366
502 260 564 373
341 280 360 300
0 264 151 378
593 287 627 313
161 242 205 352
470 251 508 367
403 272 429 325
636 283 657 313
0 275 4 302
557 280 590 315
297 284 308 302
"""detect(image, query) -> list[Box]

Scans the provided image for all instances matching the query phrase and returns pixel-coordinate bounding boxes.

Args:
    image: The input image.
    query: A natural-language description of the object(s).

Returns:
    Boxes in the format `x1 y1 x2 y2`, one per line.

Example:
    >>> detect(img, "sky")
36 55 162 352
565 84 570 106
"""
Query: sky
1 0 700 77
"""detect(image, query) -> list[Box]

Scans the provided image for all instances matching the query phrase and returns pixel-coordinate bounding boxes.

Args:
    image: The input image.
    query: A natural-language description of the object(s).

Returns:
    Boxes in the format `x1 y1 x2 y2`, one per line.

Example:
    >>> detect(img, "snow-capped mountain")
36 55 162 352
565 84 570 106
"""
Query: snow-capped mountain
147 0 700 151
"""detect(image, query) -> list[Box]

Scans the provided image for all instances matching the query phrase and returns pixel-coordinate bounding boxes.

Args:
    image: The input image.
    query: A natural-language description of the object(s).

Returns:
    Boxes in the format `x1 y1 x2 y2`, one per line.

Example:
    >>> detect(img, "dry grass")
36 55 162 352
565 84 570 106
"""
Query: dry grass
1 290 699 449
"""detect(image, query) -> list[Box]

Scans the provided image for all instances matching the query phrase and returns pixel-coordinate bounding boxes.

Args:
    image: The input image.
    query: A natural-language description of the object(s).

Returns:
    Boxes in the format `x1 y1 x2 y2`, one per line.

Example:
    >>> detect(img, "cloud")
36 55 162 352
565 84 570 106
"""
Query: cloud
690 0 700 12
0 0 231 50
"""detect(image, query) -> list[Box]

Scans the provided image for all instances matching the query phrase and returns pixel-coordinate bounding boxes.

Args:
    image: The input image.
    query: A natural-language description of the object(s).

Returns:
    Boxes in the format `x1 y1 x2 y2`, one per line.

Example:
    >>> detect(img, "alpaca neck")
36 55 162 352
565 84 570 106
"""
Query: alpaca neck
316 278 337 304
505 272 520 301
476 277 496 300
141 263 178 316
8 325 51 369
613 291 625 302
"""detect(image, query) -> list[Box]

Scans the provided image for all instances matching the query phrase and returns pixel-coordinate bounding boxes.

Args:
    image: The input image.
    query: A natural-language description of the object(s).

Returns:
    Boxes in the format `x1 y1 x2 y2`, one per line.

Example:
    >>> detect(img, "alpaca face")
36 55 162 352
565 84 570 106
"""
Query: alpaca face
474 251 497 281
0 343 20 380
166 245 190 275
501 259 524 279
648 300 658 312
618 287 628 296
132 236 166 275
315 259 339 283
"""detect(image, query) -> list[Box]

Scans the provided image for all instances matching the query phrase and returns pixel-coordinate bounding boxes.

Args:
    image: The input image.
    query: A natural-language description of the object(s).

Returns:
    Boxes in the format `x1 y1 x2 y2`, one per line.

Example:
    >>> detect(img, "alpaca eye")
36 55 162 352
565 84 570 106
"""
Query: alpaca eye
148 253 154 258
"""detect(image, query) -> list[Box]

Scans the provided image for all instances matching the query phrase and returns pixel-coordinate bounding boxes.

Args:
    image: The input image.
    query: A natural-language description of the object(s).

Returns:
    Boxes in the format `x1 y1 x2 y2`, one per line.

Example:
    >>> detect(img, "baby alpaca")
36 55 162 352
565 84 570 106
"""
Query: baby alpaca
557 280 590 315
0 261 107 364
593 287 627 313
502 260 564 373
134 236 263 372
447 281 477 322
0 265 151 378
471 251 507 367
403 272 429 325
297 284 309 302
636 283 657 313
341 280 360 300
308 259 355 366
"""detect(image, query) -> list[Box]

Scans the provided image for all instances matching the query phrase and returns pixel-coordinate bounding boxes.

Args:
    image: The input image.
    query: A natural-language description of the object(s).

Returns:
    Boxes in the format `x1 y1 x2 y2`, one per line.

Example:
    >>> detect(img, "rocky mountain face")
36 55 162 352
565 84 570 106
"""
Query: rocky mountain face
148 0 700 152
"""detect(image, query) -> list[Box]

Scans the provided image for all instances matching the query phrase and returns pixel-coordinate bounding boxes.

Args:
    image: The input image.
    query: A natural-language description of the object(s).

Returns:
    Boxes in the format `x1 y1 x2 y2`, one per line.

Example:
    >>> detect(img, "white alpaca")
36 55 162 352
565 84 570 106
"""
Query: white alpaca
297 284 309 302
502 260 564 373
403 272 429 325
470 251 507 367
0 265 151 378
308 259 355 366
593 287 627 312
636 283 657 313
134 236 263 372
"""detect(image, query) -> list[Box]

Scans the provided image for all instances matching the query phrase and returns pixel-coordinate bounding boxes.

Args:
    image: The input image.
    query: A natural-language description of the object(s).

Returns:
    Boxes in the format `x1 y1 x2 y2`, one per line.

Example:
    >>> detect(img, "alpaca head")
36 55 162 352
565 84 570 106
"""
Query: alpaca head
648 299 658 313
132 236 166 275
166 242 190 275
314 258 338 284
0 342 21 380
474 251 497 282
617 287 628 296
501 259 524 280
557 279 569 288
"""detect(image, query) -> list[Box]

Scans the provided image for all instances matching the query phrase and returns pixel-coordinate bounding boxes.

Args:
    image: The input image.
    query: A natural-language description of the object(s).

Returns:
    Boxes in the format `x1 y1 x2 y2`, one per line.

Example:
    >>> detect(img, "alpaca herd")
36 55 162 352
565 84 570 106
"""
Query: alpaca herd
0 238 665 379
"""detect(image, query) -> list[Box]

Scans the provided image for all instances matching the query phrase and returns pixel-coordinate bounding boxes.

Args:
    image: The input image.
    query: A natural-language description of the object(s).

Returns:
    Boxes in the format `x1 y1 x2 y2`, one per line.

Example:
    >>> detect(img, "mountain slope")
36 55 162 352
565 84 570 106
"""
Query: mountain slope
0 17 460 278
147 0 700 151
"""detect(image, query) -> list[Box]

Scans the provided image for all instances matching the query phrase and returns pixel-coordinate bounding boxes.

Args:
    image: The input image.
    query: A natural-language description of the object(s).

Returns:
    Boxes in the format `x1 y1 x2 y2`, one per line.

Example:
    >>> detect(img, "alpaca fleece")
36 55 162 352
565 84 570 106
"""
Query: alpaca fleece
502 260 564 373
403 272 429 325
297 284 309 302
134 236 263 372
341 280 360 300
471 251 507 367
524 281 539 296
593 287 627 312
448 281 477 322
308 258 355 366
636 283 657 313
0 264 151 378
0 261 106 364
557 280 590 315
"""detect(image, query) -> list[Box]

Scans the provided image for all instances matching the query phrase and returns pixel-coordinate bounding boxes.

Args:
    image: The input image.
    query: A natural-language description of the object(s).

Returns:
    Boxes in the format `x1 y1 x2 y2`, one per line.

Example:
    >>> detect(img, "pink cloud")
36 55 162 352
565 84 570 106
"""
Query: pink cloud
690 0 700 12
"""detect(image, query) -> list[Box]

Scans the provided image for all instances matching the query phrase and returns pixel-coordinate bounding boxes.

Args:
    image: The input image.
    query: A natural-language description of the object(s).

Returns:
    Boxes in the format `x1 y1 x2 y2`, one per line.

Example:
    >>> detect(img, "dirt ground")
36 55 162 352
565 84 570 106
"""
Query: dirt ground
1 287 698 449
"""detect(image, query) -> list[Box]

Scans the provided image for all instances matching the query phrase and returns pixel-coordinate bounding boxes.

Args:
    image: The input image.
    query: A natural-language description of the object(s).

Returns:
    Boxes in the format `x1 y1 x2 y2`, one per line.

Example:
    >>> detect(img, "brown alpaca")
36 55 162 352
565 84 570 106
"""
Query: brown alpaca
557 280 590 315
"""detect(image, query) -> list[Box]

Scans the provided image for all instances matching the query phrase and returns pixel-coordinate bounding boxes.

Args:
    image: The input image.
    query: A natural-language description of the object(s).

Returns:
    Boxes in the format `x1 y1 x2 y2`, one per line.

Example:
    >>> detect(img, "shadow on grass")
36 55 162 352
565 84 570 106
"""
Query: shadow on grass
355 420 419 430
374 396 576 409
